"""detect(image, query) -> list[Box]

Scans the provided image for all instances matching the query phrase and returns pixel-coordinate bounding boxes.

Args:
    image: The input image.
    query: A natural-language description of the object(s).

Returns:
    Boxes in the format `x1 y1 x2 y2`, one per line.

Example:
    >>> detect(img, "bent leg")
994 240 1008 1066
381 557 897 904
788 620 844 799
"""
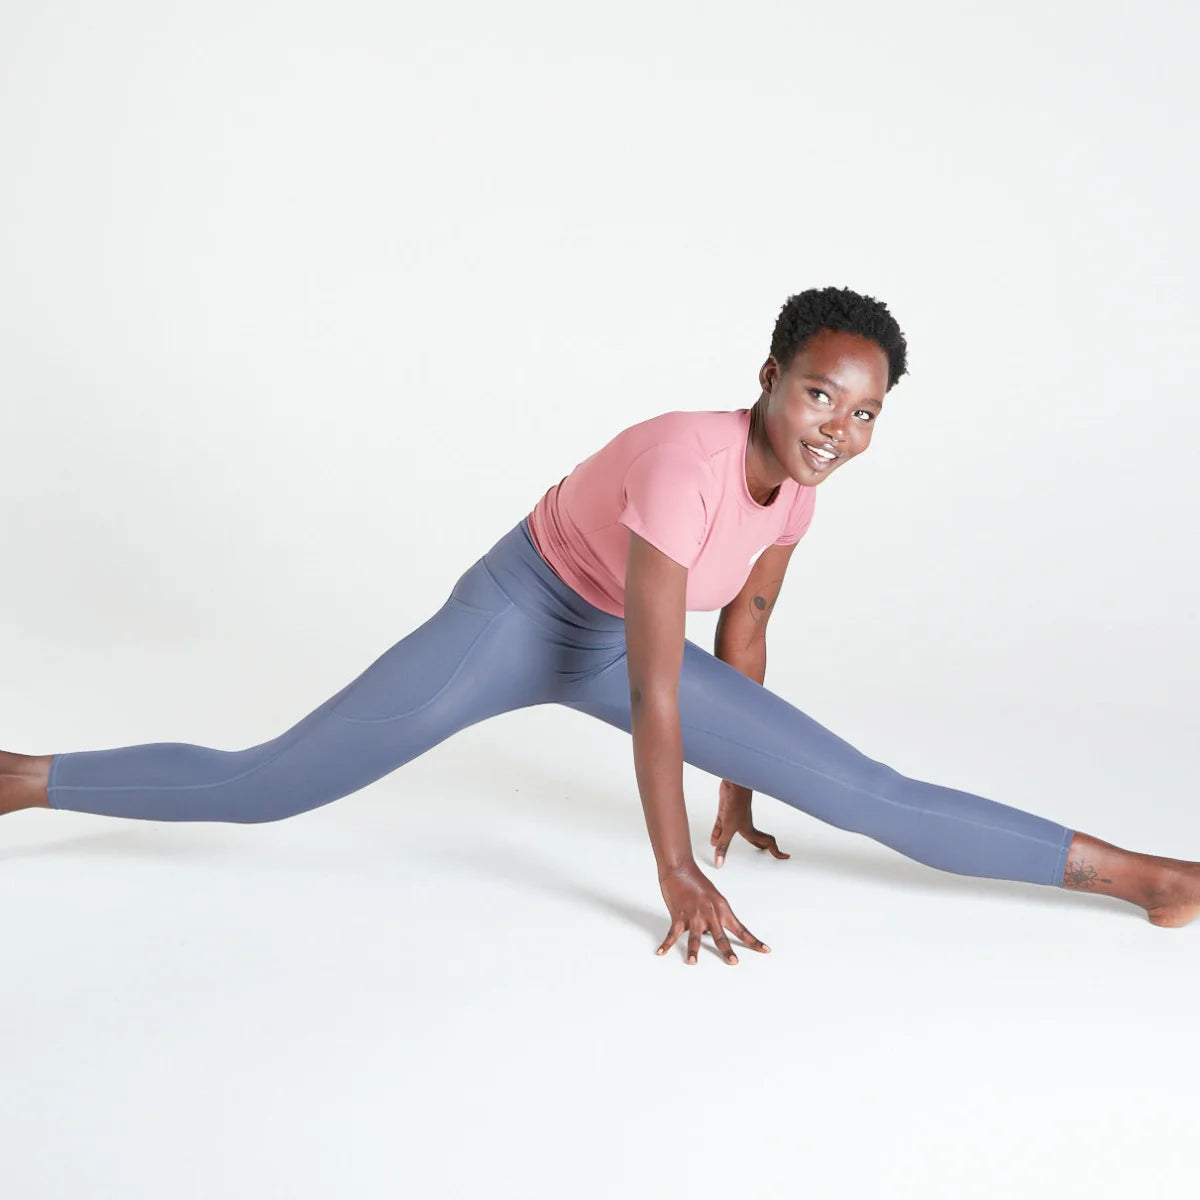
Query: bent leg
47 558 554 823
563 638 1075 887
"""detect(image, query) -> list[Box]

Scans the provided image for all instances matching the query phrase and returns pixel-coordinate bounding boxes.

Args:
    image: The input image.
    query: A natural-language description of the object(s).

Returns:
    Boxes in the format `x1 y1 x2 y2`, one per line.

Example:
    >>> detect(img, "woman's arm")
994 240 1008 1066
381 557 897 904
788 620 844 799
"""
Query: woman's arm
624 530 769 964
709 540 798 866
714 539 797 654
623 529 693 874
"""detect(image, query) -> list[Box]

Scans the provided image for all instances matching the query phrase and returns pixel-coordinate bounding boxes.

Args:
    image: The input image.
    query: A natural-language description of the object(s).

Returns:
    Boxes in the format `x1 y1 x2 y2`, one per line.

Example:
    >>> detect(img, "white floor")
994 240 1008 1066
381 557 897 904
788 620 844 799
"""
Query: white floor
3 635 1196 1200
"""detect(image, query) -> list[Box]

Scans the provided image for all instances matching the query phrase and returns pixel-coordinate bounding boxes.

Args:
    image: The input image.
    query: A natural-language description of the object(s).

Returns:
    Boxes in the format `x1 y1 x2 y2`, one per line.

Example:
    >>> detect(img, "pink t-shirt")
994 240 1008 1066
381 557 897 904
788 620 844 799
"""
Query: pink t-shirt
526 408 816 617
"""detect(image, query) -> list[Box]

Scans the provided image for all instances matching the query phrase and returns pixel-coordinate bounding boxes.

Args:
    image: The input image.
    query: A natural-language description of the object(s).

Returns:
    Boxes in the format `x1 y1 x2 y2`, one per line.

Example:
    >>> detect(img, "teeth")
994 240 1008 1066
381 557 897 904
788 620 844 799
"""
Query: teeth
804 442 836 461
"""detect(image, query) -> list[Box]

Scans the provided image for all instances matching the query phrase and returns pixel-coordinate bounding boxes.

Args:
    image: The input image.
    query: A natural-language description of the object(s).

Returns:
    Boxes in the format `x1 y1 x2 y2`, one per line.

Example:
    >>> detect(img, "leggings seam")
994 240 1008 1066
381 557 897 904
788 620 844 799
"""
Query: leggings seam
689 719 1069 852
480 556 507 595
443 594 512 618
330 603 509 725
48 733 302 795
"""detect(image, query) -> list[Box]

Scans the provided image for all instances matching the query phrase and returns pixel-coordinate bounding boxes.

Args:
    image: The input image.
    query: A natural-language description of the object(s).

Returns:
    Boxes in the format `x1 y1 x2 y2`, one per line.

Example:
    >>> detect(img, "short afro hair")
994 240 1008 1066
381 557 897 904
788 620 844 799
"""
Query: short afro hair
769 286 908 392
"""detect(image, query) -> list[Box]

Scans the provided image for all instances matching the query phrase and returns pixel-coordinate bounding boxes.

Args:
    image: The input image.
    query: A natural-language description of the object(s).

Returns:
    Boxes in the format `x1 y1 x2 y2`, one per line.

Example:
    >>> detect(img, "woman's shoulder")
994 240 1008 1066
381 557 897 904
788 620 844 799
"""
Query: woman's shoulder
601 407 743 460
615 407 743 436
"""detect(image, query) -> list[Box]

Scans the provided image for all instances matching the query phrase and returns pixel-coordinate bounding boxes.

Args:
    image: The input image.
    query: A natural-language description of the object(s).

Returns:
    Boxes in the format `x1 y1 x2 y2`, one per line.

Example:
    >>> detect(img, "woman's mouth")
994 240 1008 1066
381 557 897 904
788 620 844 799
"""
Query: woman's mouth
800 440 838 471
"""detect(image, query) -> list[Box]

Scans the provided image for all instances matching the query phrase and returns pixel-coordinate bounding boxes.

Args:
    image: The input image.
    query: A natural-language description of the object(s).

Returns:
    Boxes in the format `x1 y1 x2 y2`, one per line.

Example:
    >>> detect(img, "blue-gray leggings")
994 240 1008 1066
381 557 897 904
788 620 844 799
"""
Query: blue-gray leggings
47 517 1075 887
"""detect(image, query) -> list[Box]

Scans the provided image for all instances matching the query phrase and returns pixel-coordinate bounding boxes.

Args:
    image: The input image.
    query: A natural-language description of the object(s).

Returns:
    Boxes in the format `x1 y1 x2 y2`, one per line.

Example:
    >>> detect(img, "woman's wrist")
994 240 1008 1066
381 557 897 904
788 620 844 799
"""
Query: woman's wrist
657 853 698 881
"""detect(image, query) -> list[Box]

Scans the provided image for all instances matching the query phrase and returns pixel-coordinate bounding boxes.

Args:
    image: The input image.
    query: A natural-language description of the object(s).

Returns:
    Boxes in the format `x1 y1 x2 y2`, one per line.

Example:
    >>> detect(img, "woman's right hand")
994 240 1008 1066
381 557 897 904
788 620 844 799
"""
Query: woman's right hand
655 860 771 965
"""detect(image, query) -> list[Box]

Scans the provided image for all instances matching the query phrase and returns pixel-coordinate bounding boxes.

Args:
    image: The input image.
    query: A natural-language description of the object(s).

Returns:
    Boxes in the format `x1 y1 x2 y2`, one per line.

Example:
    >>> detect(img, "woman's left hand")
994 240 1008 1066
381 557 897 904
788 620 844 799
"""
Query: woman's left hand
710 779 791 868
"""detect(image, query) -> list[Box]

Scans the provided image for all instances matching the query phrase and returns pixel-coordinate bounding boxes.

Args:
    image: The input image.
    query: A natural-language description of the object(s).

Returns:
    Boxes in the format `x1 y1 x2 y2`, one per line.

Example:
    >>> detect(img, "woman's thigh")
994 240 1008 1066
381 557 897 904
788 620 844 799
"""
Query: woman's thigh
560 637 1074 885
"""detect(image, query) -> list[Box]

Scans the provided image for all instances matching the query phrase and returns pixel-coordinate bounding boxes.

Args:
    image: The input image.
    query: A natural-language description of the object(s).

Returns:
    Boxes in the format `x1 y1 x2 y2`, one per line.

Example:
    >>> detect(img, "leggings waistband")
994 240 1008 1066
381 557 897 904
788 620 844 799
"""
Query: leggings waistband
481 517 627 638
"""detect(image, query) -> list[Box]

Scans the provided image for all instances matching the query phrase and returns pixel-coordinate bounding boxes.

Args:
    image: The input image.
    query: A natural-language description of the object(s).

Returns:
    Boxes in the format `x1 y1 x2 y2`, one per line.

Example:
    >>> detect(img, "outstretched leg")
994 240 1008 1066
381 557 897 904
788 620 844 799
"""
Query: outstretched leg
562 636 1200 924
14 556 557 824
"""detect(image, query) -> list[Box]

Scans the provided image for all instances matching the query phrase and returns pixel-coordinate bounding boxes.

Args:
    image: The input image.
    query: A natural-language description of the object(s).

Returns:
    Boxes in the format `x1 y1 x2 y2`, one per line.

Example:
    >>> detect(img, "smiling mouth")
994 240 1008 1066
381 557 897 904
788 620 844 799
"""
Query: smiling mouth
800 440 838 470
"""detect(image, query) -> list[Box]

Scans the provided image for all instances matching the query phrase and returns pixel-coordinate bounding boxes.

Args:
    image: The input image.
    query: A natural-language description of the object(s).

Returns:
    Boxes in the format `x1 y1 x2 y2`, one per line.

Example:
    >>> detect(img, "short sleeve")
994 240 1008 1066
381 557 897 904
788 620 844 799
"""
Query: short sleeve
617 442 713 569
773 484 817 545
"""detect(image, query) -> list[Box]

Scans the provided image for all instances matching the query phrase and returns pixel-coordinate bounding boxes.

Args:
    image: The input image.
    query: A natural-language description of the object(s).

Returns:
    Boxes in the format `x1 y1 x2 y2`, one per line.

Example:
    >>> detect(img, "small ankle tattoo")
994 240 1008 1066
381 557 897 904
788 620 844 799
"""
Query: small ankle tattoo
1062 857 1113 890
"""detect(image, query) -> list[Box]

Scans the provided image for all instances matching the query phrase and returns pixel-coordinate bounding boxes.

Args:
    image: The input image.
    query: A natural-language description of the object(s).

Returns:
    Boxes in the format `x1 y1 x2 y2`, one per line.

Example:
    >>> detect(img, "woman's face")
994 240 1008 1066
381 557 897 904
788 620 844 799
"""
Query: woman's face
759 328 889 486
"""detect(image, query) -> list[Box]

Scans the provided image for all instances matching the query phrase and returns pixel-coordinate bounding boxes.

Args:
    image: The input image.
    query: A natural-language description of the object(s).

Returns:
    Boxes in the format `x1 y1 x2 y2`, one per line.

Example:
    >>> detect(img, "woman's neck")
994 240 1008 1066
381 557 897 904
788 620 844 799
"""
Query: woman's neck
746 398 781 506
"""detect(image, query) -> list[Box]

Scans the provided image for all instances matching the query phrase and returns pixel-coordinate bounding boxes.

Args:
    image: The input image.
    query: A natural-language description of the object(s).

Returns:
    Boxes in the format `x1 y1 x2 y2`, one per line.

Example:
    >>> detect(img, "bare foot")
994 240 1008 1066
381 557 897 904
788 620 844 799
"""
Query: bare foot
1060 831 1200 926
1143 861 1200 928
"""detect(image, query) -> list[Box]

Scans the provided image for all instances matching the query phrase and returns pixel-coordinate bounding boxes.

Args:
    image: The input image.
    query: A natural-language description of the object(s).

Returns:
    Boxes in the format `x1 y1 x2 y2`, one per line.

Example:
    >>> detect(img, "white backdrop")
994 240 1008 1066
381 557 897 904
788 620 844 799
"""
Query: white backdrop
2 2 1198 1198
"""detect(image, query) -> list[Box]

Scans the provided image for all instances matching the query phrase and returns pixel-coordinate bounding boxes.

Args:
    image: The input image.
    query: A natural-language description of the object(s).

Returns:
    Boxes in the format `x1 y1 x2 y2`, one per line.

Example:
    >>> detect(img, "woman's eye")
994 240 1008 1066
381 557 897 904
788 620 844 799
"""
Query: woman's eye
856 410 874 422
809 389 831 404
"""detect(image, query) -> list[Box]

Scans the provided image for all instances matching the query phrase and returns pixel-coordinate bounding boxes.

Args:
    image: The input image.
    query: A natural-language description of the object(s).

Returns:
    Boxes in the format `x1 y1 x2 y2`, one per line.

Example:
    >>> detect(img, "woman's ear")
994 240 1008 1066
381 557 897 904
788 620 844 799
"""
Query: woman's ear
758 356 779 395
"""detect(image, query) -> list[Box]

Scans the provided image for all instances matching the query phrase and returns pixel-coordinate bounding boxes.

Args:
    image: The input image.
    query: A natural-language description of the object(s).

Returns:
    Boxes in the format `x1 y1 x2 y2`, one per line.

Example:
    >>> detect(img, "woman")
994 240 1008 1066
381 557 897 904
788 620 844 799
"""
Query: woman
4 286 1197 964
